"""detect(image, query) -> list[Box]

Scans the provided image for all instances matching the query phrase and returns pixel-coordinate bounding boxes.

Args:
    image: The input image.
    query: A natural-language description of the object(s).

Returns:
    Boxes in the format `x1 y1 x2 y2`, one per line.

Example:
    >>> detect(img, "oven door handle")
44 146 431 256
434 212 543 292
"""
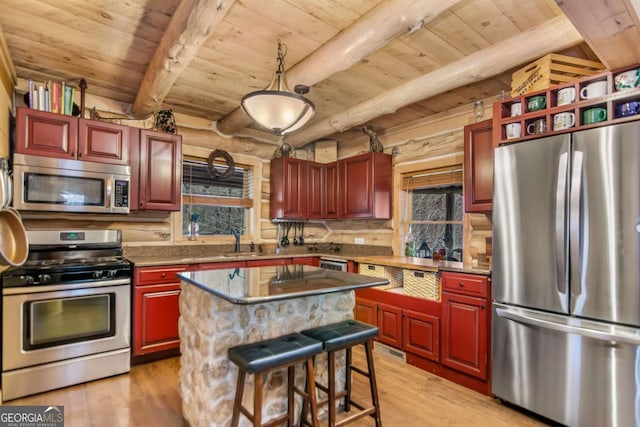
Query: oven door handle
2 278 131 295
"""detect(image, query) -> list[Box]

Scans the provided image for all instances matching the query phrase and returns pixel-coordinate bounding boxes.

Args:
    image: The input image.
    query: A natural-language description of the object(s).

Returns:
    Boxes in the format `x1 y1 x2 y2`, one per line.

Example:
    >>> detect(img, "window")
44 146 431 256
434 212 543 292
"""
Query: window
402 165 463 261
181 159 253 237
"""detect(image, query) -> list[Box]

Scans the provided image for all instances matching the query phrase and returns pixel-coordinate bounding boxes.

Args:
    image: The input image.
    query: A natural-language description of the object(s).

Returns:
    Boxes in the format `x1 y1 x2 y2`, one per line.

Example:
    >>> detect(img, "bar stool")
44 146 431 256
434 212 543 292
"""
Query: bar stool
300 319 382 427
228 332 323 427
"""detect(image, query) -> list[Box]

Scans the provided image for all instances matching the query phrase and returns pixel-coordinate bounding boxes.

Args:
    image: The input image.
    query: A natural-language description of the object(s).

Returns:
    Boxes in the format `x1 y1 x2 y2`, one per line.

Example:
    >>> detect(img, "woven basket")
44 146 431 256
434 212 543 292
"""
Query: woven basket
358 263 402 289
402 269 440 301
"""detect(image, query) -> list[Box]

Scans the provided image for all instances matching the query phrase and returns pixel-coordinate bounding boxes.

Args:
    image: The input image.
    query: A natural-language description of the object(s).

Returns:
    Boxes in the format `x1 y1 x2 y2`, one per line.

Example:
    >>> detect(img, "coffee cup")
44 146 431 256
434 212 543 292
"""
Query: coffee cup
583 107 607 124
580 81 607 99
527 96 546 112
615 101 640 118
557 87 576 106
553 112 576 131
510 101 522 117
506 122 521 139
526 118 547 135
614 69 640 91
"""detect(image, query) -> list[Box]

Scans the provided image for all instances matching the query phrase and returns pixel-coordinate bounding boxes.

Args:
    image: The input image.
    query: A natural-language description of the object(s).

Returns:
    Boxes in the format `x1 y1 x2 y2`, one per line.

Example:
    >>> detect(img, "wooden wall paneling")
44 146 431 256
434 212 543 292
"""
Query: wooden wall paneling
0 24 14 158
286 15 583 147
555 0 640 69
450 0 522 44
131 0 237 117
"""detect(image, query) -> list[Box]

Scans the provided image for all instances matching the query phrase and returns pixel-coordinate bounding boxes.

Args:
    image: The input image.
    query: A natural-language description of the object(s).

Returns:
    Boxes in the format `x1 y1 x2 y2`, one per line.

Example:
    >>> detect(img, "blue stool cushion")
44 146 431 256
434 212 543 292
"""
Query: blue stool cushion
301 320 379 352
228 333 323 374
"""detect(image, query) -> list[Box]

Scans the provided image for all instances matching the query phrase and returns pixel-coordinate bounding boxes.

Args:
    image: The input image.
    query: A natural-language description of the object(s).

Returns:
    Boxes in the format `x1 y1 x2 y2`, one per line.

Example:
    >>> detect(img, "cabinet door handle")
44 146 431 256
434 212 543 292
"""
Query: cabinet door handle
70 152 75 157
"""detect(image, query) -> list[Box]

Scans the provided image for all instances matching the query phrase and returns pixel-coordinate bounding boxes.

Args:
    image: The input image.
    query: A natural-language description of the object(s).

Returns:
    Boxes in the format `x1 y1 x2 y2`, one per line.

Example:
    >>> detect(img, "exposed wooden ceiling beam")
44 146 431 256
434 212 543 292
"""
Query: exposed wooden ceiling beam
215 0 462 135
130 0 236 118
554 0 640 69
285 15 584 147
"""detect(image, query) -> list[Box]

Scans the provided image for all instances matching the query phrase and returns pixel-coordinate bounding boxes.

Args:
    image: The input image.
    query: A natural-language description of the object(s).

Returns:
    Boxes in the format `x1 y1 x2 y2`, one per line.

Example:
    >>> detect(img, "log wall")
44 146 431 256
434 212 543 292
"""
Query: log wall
0 27 14 157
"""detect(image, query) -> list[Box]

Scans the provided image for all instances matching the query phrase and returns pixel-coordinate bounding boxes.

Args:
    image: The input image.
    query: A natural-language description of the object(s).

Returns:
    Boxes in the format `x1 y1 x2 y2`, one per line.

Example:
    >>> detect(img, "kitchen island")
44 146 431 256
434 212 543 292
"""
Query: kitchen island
177 264 389 427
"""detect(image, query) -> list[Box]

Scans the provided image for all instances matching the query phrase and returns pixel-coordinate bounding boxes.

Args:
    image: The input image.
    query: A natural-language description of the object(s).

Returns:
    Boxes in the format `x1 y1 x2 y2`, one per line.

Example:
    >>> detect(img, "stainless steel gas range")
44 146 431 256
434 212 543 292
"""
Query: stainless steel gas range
1 229 132 401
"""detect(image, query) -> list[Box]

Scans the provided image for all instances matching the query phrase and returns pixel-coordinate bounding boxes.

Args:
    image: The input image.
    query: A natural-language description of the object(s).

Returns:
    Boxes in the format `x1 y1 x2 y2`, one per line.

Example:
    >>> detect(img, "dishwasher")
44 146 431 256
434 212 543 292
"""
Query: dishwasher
319 258 349 271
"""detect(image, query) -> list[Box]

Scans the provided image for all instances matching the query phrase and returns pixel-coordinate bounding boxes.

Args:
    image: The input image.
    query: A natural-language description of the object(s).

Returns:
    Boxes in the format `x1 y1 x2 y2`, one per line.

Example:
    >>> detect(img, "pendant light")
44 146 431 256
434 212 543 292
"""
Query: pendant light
241 40 315 135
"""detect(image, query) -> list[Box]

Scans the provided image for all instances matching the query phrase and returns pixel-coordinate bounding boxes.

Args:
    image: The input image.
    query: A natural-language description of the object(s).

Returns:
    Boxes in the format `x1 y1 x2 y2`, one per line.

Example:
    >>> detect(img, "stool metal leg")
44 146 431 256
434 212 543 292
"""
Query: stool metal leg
231 370 246 427
364 340 382 427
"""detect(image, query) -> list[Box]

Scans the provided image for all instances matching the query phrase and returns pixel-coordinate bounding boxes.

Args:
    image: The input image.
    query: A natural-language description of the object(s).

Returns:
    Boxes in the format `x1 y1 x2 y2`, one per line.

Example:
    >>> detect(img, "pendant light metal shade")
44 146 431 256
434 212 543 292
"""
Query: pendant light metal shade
241 41 315 135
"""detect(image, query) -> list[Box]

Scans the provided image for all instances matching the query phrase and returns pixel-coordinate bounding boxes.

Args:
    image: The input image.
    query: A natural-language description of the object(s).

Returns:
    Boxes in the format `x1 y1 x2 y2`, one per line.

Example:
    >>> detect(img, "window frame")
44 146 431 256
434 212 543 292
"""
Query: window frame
172 146 262 245
392 153 466 256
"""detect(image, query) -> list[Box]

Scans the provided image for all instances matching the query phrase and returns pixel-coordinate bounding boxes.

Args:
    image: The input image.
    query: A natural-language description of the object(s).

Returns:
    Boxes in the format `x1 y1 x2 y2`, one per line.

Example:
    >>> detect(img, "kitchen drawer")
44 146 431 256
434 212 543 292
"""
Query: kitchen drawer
441 272 489 298
135 265 190 286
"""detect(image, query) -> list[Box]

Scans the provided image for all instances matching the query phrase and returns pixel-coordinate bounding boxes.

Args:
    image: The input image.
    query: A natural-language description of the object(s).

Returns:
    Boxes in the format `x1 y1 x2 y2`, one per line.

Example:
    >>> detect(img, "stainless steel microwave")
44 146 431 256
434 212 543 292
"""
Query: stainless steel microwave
12 154 130 214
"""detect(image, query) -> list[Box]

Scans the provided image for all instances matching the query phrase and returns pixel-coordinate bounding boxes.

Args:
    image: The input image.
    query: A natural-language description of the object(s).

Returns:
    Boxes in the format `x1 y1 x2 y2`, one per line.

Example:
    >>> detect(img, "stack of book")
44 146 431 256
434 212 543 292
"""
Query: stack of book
27 80 75 115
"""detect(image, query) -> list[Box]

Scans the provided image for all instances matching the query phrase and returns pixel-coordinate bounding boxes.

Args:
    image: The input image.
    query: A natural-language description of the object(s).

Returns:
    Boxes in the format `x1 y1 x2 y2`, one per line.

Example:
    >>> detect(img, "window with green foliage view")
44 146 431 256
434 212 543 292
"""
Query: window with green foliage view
181 159 253 237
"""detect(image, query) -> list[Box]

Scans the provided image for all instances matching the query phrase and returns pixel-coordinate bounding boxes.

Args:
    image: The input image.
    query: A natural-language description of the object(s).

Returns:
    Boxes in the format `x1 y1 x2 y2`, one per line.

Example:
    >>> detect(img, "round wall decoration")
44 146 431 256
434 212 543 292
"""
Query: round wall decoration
207 149 235 179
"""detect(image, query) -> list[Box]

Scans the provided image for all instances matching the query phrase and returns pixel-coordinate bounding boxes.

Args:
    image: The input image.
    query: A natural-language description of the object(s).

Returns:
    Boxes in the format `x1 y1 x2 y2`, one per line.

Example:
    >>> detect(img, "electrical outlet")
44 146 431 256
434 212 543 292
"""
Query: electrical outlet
354 237 365 245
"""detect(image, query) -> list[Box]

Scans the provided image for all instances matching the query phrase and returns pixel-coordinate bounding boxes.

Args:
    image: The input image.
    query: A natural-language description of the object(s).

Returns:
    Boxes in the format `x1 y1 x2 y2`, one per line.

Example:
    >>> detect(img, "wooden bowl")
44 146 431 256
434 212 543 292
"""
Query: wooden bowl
0 208 28 266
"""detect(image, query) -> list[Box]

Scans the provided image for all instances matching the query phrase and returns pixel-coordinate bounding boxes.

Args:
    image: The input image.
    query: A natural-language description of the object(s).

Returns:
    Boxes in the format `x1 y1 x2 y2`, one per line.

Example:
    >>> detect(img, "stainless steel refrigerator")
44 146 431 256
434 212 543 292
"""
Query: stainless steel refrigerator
492 121 640 427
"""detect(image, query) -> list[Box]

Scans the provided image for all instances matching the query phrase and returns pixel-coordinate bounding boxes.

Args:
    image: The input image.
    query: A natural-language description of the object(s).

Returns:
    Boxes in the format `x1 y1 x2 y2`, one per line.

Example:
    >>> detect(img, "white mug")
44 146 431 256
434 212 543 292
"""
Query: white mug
553 112 576 131
506 122 521 139
580 81 607 99
510 102 522 117
557 87 576 106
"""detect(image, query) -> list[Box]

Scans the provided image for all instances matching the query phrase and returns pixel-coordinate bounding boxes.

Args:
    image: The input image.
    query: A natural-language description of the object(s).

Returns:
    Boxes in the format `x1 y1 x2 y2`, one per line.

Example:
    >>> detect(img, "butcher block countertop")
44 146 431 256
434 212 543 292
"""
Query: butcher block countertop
353 255 491 276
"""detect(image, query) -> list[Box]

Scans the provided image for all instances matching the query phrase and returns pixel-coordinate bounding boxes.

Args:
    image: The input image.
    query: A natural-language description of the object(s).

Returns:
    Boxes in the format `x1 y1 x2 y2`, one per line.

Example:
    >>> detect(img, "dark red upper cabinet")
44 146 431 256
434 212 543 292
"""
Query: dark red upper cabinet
138 129 182 211
307 161 338 219
464 119 493 212
307 161 324 219
78 118 129 164
324 161 339 219
339 152 392 219
15 107 78 159
15 108 129 165
270 156 308 219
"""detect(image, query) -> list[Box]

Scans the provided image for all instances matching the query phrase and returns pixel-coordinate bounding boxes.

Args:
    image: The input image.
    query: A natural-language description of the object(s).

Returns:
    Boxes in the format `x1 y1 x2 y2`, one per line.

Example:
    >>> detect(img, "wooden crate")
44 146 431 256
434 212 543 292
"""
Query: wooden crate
511 54 605 96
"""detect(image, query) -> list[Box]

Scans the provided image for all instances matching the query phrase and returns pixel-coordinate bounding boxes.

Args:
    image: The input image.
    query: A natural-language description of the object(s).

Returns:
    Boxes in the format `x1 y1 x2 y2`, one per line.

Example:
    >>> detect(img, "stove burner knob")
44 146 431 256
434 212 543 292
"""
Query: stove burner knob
23 275 35 285
93 271 104 279
107 270 118 279
38 274 52 284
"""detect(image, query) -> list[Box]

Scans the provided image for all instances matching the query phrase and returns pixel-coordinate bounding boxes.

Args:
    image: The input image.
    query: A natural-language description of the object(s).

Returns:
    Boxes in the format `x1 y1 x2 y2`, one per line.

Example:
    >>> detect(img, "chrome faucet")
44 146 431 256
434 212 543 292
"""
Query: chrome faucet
230 229 242 252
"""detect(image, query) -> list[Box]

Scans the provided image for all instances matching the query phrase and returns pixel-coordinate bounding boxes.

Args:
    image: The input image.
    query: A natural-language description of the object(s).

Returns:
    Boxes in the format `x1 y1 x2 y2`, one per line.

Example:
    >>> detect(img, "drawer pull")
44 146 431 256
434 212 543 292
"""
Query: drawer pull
414 271 424 278
161 273 167 277
368 265 376 271
458 282 465 287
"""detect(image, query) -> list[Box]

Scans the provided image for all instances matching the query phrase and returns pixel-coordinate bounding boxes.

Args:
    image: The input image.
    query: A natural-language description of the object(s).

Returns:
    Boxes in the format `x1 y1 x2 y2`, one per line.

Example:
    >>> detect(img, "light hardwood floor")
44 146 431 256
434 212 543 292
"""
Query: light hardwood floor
5 350 550 426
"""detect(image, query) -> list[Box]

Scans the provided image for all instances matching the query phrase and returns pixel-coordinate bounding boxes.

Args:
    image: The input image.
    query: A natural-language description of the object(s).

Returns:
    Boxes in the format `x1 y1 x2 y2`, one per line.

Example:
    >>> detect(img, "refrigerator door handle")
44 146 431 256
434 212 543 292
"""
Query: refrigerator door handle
555 152 568 294
496 307 640 346
569 150 584 296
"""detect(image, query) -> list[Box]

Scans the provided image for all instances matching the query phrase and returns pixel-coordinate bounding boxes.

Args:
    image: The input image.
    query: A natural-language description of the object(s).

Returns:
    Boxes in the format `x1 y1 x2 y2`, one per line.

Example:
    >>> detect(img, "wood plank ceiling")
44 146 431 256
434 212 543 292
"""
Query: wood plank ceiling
0 0 638 149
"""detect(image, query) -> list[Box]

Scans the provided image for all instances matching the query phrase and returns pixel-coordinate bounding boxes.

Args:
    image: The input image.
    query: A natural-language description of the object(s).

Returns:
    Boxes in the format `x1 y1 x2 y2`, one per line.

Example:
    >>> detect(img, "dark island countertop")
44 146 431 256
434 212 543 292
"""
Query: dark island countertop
178 265 390 305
